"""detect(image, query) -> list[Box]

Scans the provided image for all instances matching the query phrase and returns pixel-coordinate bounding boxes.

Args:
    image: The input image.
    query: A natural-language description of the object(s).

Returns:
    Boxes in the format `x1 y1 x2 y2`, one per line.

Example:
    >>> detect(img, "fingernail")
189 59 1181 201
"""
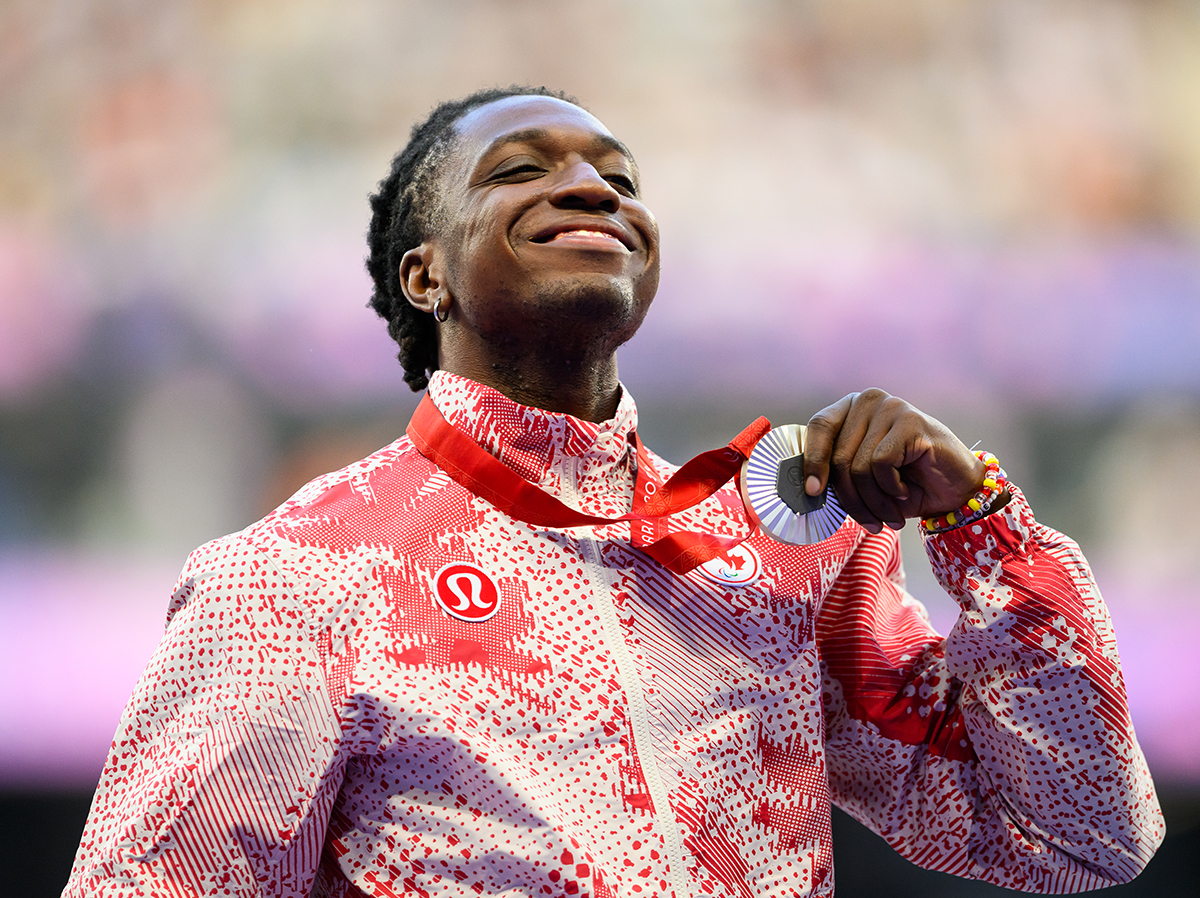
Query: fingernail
865 522 882 534
806 475 821 496
886 520 905 531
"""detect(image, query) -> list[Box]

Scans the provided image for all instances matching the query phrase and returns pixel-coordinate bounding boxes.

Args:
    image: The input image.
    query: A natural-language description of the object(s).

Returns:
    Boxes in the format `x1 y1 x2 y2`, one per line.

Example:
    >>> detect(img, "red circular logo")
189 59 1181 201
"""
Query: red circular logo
697 544 761 587
434 563 501 622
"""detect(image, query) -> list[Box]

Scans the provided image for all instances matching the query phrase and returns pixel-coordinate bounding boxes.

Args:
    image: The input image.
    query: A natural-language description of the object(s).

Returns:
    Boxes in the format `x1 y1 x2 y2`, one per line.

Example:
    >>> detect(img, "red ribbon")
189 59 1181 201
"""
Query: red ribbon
406 394 771 574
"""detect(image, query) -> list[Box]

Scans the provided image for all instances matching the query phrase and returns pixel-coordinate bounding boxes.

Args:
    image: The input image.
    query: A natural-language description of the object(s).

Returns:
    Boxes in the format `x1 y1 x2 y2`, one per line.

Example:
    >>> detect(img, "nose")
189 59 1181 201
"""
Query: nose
549 160 621 213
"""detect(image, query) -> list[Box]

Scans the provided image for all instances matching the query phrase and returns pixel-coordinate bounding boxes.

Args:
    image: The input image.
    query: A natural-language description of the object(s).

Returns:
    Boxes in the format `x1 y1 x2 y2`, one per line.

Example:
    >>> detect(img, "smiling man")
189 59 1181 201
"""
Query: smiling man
374 89 659 425
65 86 1162 898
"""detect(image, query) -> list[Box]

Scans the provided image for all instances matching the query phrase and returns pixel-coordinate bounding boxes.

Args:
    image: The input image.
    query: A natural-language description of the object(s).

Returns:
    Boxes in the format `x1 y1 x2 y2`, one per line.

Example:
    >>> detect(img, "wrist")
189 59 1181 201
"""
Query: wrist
921 451 1007 534
981 485 1012 516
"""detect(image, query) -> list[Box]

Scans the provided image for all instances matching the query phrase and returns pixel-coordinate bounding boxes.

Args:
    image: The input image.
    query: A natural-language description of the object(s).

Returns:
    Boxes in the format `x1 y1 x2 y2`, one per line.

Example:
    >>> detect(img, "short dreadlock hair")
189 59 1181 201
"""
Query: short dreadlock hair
366 85 579 391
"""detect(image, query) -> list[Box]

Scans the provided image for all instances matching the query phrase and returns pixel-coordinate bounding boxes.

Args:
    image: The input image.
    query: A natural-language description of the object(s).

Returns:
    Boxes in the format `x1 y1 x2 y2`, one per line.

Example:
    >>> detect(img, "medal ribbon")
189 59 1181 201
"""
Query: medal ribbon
406 393 771 574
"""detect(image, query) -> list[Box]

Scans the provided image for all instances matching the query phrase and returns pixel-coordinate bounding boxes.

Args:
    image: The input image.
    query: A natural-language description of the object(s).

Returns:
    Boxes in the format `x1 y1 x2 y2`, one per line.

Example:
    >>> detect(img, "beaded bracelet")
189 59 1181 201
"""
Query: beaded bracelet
920 451 1007 534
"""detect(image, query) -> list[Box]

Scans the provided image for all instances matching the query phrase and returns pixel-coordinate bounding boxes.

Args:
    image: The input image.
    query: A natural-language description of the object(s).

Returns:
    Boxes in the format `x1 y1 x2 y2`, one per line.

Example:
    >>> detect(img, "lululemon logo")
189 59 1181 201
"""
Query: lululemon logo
697 543 761 587
434 563 501 622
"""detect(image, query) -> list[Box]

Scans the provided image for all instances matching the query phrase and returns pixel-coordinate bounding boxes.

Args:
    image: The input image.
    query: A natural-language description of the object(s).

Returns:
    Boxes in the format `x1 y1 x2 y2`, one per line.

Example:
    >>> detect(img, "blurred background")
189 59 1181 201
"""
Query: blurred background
1 0 1198 895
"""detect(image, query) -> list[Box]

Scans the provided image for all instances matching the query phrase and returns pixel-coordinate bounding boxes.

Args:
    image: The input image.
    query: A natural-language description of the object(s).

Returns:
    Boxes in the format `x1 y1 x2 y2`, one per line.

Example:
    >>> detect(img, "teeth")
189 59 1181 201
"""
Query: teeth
552 229 616 240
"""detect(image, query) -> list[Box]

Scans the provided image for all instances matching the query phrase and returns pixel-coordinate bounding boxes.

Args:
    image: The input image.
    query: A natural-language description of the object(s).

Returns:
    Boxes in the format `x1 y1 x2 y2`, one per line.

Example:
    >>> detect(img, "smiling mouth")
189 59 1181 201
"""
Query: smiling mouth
532 229 632 251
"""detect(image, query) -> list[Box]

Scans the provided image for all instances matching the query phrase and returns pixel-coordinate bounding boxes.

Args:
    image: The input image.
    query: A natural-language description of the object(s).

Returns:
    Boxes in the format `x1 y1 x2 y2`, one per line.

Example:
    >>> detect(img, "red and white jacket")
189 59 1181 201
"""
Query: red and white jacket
66 372 1163 898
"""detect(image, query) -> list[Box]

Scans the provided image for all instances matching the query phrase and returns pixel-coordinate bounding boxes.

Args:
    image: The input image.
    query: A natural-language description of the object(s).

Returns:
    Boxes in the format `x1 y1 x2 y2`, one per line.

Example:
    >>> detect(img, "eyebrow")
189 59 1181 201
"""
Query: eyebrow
478 128 637 167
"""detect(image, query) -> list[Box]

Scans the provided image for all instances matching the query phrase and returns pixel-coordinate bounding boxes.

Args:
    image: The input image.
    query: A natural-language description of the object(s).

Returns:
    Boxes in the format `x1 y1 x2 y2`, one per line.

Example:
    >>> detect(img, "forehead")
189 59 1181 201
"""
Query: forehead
451 95 628 166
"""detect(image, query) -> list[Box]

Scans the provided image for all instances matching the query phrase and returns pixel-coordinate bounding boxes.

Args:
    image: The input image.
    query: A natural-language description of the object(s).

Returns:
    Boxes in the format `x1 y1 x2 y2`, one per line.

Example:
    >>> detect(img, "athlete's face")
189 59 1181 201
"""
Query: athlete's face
414 95 660 353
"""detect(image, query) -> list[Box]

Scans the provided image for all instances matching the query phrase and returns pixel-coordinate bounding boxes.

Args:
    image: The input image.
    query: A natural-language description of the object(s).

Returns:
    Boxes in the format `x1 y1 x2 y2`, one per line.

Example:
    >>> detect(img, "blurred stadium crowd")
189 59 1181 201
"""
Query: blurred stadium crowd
1 0 1198 893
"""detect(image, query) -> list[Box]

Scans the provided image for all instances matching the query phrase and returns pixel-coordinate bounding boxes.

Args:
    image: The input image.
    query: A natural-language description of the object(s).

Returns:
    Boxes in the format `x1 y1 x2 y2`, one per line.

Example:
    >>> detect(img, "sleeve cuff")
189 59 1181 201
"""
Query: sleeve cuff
919 483 1038 602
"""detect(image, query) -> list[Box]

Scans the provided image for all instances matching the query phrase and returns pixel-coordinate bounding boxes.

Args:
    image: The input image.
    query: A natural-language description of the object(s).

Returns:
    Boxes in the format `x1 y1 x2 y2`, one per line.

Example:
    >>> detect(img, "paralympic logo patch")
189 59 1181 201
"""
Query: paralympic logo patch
697 543 761 587
433 562 502 622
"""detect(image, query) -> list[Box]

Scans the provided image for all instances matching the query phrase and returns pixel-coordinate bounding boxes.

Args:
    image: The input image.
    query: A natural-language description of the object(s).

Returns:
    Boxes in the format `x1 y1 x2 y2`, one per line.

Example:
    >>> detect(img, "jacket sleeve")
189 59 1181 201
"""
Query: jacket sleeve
63 532 348 898
817 485 1164 893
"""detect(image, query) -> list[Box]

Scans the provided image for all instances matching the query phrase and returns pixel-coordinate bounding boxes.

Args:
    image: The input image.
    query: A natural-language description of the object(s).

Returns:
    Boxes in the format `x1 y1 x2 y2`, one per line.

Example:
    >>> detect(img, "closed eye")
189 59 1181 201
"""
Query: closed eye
605 174 637 196
493 163 545 181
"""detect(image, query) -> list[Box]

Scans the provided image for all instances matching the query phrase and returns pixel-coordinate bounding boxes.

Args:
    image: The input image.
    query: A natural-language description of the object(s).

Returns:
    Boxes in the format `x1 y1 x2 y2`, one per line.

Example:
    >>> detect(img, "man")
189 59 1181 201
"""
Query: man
66 86 1163 897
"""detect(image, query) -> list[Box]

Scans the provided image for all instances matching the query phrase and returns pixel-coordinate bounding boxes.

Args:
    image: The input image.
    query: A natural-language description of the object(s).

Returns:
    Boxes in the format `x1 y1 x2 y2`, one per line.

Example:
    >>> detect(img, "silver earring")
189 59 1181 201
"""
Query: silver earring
432 295 450 323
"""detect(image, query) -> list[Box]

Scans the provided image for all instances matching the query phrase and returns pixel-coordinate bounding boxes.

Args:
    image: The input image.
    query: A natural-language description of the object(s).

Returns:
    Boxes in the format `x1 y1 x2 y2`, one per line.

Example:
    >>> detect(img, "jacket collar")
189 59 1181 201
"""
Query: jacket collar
426 371 639 513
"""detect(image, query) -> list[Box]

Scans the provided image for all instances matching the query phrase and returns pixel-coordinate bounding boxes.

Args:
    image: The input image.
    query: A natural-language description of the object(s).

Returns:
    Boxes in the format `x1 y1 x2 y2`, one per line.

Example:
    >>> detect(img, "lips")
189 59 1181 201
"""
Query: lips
529 220 635 251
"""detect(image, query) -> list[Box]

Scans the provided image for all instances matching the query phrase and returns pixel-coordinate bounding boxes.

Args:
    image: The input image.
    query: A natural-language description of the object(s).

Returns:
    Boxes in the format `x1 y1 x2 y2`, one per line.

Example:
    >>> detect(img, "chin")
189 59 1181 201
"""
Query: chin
528 277 651 350
539 274 632 312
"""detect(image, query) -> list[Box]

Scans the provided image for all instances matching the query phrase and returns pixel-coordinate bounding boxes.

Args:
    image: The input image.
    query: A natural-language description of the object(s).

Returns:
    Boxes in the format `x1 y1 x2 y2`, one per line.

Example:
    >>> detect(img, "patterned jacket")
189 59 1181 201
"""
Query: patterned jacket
65 371 1163 897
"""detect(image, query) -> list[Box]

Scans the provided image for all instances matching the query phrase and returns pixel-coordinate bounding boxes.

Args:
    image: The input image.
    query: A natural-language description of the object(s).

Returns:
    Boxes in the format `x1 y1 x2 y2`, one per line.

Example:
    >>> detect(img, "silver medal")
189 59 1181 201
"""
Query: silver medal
739 424 849 544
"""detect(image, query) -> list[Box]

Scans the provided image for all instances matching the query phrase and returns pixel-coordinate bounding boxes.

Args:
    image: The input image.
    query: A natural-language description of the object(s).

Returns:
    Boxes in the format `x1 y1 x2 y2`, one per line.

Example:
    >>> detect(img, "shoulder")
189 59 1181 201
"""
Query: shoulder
170 435 431 616
243 433 440 542
262 433 424 519
165 529 304 638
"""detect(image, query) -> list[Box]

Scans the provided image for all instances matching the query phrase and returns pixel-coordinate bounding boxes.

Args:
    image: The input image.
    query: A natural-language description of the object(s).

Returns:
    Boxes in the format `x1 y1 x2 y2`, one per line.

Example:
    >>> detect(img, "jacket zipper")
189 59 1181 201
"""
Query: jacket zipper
562 457 690 898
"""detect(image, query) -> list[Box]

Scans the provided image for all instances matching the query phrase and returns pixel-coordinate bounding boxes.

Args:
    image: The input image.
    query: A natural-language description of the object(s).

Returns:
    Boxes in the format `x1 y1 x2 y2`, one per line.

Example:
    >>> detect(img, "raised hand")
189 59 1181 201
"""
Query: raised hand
801 389 997 534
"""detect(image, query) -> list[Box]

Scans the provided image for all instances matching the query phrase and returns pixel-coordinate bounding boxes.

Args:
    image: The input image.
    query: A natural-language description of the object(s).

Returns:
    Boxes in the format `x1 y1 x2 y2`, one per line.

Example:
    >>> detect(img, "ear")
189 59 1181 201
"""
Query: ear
399 242 446 313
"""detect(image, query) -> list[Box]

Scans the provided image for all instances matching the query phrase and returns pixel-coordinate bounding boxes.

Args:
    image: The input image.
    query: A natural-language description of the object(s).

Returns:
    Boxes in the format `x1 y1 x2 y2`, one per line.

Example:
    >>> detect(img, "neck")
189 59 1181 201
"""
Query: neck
440 342 623 423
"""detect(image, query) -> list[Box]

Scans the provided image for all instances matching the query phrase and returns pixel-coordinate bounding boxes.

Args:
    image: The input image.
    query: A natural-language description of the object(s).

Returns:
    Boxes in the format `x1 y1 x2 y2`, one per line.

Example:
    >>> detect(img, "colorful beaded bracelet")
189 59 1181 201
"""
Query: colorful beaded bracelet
920 451 1007 534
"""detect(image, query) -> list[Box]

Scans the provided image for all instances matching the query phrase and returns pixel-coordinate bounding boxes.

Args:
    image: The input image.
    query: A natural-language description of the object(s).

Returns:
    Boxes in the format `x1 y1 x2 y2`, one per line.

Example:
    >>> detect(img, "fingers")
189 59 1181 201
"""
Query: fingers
832 391 903 532
804 389 919 534
848 415 908 530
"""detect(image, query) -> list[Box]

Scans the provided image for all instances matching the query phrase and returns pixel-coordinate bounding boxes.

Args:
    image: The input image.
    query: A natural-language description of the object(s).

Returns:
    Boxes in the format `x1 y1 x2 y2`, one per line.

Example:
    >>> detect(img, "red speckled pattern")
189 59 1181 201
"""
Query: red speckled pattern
65 372 1163 897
